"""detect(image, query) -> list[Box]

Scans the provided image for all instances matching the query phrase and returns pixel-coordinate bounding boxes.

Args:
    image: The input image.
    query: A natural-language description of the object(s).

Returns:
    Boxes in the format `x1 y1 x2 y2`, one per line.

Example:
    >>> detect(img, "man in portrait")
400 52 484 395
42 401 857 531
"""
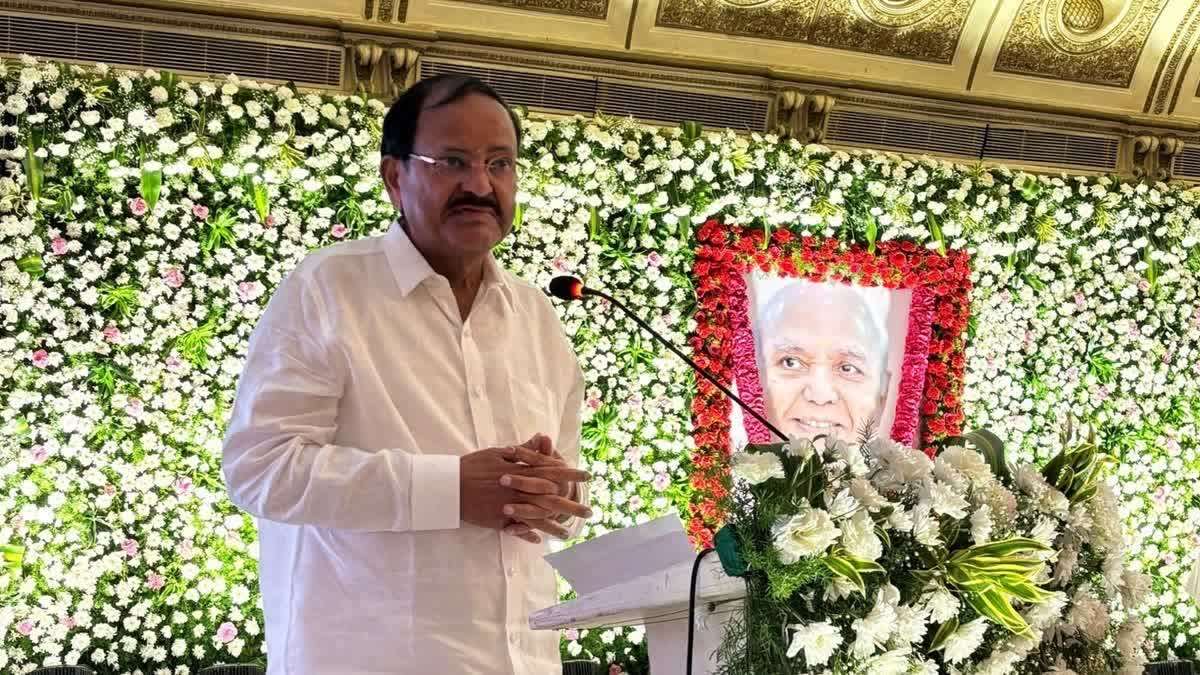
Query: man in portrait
756 281 893 444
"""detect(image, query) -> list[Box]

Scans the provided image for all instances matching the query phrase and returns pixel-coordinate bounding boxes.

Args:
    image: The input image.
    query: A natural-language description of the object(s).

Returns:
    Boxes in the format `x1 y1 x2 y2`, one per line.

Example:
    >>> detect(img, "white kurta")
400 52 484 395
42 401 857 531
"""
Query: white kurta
222 223 586 675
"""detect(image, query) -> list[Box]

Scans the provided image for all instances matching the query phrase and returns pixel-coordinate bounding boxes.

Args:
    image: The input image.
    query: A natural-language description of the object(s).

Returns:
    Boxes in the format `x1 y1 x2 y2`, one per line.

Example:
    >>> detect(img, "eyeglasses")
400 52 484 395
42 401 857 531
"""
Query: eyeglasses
408 153 517 181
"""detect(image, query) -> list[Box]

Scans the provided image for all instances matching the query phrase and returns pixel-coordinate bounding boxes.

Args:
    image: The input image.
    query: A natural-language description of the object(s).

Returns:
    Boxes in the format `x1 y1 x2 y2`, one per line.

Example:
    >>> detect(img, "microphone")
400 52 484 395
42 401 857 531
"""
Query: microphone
549 275 788 442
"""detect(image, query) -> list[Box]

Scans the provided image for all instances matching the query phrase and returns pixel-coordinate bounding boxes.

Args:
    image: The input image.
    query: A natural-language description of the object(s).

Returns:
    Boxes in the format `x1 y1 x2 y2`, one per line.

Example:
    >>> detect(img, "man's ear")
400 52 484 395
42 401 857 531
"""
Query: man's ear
380 156 405 212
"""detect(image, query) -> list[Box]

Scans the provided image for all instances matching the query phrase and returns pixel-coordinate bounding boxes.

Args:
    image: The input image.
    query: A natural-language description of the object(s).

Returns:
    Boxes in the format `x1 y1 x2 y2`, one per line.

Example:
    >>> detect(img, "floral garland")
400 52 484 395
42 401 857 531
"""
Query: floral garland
688 219 972 547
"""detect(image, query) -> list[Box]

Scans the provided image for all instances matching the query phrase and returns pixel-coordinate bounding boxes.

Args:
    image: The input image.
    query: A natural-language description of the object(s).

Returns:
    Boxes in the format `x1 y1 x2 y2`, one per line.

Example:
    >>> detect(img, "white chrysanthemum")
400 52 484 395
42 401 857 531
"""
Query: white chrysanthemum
772 509 841 564
869 440 933 491
941 617 988 664
863 647 911 675
785 621 843 666
911 503 941 548
731 451 784 485
923 584 959 624
922 479 970 519
841 511 883 562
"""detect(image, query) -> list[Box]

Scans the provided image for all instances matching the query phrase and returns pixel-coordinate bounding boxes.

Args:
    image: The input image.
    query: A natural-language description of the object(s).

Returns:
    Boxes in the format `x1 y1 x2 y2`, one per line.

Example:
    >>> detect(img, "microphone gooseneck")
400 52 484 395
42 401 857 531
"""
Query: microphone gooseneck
548 275 788 442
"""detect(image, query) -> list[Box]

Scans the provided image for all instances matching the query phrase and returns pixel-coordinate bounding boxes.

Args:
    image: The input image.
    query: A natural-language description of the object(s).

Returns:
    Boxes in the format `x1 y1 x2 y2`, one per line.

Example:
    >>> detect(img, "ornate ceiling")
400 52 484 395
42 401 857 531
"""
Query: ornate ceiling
79 0 1200 129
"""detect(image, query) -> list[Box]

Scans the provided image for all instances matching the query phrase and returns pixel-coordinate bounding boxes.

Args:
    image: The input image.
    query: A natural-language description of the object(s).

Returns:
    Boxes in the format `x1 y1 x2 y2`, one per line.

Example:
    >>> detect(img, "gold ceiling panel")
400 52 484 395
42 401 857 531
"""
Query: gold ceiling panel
994 0 1170 87
654 0 973 63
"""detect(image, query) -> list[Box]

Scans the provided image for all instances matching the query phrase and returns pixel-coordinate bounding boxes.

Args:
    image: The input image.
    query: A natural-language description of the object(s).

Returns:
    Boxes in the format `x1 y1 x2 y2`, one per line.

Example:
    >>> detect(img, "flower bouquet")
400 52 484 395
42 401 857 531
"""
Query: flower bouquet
713 427 1150 674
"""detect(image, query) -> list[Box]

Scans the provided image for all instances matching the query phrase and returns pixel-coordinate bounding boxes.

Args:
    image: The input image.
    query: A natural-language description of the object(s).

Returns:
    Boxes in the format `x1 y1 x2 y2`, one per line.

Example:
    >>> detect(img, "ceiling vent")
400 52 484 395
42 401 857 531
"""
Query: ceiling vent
827 107 1120 172
421 57 770 131
827 108 988 158
1170 145 1200 181
0 13 343 87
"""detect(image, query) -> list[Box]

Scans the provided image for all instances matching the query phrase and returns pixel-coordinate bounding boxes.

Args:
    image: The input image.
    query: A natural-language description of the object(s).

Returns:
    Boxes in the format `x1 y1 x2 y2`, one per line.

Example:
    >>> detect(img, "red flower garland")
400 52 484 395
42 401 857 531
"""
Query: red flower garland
686 220 973 548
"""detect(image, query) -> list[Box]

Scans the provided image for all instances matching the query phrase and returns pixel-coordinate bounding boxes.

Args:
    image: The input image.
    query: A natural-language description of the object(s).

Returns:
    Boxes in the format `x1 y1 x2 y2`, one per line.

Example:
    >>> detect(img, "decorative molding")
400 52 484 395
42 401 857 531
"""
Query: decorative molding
655 0 971 64
1125 134 1185 180
364 0 376 20
771 89 836 142
450 0 608 19
390 47 421 97
1143 3 1200 114
379 0 396 22
995 0 1169 87
423 45 776 94
0 0 343 44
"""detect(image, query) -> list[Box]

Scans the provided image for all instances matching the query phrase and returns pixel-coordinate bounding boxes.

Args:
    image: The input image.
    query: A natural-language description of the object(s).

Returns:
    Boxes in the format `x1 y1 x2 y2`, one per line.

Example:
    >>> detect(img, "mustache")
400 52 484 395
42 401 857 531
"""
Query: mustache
446 194 499 213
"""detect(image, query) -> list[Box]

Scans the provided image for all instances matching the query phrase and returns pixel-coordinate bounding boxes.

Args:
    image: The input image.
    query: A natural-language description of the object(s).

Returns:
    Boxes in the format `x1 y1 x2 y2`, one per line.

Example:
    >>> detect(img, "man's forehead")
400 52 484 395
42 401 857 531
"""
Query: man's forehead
769 338 870 360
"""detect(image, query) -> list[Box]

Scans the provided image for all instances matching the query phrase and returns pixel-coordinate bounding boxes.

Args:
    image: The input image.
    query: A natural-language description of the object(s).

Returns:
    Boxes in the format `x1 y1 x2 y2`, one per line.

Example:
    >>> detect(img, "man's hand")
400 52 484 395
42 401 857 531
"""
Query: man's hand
459 444 589 531
501 434 590 544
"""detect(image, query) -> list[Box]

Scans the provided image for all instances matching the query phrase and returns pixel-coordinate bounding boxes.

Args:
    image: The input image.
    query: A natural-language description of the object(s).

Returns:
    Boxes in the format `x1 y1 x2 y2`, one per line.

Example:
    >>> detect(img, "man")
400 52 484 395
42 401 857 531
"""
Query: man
756 281 892 444
222 74 592 675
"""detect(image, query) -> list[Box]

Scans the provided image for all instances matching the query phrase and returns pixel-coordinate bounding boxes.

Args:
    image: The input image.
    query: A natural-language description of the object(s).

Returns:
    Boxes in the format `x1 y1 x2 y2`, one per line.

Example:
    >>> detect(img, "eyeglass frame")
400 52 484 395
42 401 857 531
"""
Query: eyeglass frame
406 152 518 182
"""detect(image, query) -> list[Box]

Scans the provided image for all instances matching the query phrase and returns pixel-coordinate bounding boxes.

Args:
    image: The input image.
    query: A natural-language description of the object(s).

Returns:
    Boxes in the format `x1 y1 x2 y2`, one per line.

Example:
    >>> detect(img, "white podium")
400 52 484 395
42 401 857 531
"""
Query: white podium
531 515 747 675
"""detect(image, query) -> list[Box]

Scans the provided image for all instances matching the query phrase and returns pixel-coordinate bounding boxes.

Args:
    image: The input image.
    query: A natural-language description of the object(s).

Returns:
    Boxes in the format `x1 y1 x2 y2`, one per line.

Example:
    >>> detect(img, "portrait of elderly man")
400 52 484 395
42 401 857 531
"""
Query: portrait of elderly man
755 280 894 444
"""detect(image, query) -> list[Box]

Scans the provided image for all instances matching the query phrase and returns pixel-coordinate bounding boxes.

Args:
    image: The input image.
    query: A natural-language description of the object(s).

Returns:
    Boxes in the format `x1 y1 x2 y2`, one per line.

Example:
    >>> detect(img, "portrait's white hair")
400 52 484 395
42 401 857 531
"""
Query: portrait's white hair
755 280 890 384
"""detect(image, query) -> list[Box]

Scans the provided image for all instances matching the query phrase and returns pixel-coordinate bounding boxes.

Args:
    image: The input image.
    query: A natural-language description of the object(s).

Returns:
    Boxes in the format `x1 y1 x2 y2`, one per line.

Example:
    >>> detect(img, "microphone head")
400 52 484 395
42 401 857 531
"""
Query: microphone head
548 275 585 301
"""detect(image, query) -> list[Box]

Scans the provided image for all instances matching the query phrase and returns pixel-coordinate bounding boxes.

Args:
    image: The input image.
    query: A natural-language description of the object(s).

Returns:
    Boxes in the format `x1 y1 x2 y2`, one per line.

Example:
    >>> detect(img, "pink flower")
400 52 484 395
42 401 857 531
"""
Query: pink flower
1153 487 1167 503
1163 350 1173 364
652 473 670 492
265 214 278 228
610 665 622 675
30 445 48 464
1064 367 1078 382
175 477 193 496
1138 278 1151 292
647 251 663 267
60 614 76 629
564 628 579 641
237 281 263 303
192 204 210 220
103 484 116 496
147 572 165 591
163 267 185 289
553 257 573 273
586 397 602 411
129 197 148 216
216 622 238 644
1192 308 1200 327
628 495 644 511
126 397 144 416
51 237 69 255
331 223 349 239
121 538 139 557
1165 552 1178 566
1073 291 1085 309
31 350 50 368
102 324 122 343
165 353 183 372
179 538 195 560
16 619 33 636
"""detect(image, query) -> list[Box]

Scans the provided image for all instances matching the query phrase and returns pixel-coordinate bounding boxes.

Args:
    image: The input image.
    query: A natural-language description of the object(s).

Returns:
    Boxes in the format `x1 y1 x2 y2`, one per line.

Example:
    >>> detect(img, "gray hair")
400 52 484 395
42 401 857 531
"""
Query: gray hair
756 281 889 383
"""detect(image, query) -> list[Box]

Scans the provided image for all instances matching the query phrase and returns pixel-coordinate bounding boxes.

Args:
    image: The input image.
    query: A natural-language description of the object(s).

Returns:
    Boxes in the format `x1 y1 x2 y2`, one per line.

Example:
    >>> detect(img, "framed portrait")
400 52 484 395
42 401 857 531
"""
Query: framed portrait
684 219 972 546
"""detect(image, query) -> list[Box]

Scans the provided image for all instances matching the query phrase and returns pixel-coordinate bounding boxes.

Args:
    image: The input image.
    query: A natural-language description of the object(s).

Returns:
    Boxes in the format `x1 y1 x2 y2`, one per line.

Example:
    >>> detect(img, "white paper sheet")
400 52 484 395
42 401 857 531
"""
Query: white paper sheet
543 513 695 596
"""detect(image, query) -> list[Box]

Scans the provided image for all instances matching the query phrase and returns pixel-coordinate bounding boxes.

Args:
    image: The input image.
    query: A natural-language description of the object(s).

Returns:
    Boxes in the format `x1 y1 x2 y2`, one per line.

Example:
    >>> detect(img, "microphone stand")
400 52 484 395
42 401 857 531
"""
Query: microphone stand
566 282 784 675
580 286 788 443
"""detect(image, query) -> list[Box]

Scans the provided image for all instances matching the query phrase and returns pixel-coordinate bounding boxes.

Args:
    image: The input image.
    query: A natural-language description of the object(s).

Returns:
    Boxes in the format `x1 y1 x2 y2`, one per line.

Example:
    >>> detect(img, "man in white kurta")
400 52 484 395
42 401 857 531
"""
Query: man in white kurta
222 74 591 674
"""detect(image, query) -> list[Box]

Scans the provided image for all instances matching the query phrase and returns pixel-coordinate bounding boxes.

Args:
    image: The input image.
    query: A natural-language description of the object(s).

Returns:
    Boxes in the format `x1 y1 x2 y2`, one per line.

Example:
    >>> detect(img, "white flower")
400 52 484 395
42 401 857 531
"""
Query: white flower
864 648 911 675
910 503 941 547
785 437 814 460
841 511 883 561
785 621 843 666
922 479 970 519
969 504 993 544
731 451 784 485
942 617 988 664
772 509 841 563
923 584 959 623
869 440 933 491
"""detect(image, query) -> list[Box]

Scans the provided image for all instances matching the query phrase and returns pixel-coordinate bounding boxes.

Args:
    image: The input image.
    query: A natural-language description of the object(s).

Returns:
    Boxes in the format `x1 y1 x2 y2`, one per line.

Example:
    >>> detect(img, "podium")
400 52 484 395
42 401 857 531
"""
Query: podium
531 516 747 675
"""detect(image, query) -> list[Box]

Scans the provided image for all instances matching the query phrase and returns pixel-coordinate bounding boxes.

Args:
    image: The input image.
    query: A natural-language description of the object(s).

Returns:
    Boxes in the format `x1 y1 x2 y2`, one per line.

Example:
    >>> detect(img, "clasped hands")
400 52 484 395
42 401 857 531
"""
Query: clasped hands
460 433 591 544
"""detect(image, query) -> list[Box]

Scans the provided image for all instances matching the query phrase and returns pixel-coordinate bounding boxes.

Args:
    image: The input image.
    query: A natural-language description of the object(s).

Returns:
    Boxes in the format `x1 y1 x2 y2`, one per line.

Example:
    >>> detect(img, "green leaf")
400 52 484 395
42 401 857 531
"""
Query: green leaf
140 165 163 213
821 555 866 595
251 181 270 223
203 210 238 253
964 586 1032 637
513 202 524 231
962 429 1011 483
928 617 959 653
98 283 141 320
928 213 947 255
865 214 878 255
16 254 44 279
23 142 43 203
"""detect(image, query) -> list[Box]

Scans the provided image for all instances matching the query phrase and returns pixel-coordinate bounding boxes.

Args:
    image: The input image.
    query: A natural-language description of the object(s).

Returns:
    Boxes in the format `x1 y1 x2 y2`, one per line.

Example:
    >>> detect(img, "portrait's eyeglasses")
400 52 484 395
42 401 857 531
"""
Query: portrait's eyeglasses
408 153 517 181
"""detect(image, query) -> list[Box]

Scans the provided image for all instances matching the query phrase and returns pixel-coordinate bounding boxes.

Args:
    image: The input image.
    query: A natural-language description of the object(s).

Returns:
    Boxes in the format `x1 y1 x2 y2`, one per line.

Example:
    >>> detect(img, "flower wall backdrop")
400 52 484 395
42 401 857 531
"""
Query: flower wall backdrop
0 56 1197 673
